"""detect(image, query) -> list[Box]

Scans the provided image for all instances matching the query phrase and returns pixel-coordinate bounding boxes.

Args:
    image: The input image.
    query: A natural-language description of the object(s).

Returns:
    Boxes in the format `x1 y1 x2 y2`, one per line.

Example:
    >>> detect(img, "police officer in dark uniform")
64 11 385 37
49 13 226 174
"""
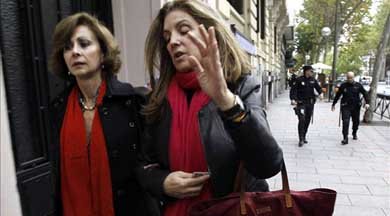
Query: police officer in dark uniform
288 69 297 88
332 71 369 145
290 65 323 147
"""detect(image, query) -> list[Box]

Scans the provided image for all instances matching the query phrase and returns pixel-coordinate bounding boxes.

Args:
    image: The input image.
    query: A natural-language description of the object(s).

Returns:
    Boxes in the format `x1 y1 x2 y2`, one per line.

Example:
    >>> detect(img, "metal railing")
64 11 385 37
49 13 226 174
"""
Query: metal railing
361 93 390 120
373 93 390 120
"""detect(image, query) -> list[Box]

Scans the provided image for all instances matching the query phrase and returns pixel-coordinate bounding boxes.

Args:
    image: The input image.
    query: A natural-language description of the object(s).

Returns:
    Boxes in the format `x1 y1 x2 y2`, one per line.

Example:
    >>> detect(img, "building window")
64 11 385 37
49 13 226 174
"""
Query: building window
260 0 266 39
255 0 260 33
274 26 277 53
227 0 244 14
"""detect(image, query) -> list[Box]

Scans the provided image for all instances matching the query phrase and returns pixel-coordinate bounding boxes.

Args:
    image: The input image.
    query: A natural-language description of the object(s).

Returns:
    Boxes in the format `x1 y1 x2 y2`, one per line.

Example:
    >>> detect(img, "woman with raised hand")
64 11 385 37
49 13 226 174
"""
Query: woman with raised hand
137 0 283 215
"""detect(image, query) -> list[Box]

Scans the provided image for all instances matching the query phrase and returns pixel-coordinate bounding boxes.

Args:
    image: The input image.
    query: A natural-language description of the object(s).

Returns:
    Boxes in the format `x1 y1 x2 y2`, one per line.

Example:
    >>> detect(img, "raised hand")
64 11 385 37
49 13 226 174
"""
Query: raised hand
187 24 235 111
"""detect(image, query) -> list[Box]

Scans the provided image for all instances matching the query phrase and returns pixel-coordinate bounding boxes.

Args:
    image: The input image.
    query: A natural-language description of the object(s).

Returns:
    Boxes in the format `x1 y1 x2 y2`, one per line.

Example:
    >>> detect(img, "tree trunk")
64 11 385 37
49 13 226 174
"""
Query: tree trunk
363 14 390 122
379 60 386 80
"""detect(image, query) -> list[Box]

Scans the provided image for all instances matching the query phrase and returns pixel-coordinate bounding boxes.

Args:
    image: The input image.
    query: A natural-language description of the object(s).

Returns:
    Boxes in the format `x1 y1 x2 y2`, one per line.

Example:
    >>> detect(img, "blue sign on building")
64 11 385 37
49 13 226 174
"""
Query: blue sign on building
234 30 256 55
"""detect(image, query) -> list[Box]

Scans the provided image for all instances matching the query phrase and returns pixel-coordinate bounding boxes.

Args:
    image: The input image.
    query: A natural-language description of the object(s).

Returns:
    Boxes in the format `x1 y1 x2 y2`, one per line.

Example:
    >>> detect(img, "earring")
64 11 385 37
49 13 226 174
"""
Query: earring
68 71 71 76
101 64 105 69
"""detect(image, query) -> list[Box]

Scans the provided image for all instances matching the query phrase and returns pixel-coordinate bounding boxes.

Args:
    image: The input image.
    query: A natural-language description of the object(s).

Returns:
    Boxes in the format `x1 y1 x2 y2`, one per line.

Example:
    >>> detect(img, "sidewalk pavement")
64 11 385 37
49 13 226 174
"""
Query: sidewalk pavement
266 91 390 216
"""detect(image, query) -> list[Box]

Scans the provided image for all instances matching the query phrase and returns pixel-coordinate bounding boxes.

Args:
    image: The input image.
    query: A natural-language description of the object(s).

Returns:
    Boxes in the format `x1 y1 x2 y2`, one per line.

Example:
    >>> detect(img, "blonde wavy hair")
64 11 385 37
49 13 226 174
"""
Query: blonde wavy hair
143 0 251 121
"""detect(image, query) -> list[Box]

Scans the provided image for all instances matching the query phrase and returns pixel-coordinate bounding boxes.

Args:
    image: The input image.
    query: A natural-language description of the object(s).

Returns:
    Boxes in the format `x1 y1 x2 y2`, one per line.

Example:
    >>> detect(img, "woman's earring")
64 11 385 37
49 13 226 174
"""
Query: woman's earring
68 71 71 76
101 64 105 69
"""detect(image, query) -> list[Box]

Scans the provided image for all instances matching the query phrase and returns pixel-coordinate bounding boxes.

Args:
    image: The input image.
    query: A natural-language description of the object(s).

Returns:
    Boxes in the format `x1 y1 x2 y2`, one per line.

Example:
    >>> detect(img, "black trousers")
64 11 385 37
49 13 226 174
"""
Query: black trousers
295 103 314 140
341 106 360 137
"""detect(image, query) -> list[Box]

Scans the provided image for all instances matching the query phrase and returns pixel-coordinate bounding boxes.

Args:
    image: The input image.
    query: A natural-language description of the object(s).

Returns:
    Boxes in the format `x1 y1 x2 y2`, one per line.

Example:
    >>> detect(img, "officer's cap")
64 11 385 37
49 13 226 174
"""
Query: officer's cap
302 65 313 72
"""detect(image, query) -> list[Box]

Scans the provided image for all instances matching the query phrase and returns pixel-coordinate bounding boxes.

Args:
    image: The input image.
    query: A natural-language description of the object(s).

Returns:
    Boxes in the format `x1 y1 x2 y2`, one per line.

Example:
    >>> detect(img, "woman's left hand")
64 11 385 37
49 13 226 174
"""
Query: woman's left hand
188 25 235 111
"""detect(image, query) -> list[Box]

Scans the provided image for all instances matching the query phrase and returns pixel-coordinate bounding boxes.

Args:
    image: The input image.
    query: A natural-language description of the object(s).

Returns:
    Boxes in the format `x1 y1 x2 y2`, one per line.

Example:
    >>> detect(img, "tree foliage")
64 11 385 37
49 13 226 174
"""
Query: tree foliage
294 0 372 74
337 0 390 74
336 24 371 73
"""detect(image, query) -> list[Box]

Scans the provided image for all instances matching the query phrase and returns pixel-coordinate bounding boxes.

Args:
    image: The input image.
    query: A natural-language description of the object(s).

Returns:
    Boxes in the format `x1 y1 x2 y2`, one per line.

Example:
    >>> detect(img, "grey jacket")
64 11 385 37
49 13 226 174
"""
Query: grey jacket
136 75 283 205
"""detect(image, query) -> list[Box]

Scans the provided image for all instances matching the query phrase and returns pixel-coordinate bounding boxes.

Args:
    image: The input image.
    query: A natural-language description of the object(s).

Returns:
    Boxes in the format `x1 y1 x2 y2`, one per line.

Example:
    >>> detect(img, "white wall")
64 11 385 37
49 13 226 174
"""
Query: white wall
0 52 22 216
112 0 162 86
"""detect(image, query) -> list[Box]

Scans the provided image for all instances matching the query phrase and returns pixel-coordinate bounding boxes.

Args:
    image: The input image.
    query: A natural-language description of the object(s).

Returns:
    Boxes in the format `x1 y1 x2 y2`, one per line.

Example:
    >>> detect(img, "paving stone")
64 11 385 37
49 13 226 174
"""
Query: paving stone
297 173 342 184
340 176 388 186
383 208 390 216
356 170 390 178
367 185 390 196
317 168 359 176
335 194 351 206
319 183 371 195
333 205 386 216
348 195 390 208
274 179 321 191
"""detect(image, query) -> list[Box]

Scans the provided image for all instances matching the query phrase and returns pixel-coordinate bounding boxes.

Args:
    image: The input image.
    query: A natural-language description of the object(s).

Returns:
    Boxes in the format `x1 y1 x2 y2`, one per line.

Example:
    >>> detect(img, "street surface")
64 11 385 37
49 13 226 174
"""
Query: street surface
266 92 390 216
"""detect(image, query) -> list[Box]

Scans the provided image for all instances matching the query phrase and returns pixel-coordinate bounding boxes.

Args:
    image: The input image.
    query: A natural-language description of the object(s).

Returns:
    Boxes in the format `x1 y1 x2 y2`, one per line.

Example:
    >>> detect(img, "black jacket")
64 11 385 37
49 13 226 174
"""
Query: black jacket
49 77 155 216
288 73 297 88
290 75 322 102
136 75 283 206
332 81 369 108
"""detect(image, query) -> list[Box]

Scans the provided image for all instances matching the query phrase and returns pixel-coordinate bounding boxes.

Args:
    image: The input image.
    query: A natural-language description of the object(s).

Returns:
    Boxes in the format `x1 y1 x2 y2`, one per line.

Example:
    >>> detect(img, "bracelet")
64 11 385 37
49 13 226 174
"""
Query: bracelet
232 111 247 123
222 95 246 121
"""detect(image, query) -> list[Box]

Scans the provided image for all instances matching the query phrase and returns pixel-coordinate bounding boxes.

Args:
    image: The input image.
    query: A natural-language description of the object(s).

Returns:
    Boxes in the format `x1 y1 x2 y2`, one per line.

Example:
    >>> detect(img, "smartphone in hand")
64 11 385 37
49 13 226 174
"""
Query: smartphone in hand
192 172 209 178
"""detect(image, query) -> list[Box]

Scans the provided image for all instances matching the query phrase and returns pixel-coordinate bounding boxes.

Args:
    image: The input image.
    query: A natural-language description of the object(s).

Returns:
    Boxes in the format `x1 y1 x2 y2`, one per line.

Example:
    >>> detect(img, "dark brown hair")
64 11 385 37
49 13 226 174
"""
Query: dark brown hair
49 12 121 79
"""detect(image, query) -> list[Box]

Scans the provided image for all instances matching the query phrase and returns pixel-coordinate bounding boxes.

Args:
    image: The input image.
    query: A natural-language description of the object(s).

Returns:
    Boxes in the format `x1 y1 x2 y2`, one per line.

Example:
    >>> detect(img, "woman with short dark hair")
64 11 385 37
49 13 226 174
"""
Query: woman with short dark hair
49 12 152 216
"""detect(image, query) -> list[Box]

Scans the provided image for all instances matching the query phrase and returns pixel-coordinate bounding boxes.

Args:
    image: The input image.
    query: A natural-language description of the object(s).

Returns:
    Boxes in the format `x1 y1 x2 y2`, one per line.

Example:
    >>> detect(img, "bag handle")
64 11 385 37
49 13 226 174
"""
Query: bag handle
234 160 292 215
280 161 293 208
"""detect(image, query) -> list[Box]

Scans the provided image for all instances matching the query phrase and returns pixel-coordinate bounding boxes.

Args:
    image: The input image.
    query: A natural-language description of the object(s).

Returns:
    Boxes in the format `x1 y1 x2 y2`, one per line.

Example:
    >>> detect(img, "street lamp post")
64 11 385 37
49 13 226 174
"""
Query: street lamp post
329 0 340 101
305 54 310 65
321 27 331 100
321 27 331 62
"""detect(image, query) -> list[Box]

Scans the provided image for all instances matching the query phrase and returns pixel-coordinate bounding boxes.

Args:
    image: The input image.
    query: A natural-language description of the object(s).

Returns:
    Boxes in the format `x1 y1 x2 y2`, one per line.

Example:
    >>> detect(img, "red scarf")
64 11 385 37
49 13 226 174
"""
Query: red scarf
60 80 114 216
165 72 212 216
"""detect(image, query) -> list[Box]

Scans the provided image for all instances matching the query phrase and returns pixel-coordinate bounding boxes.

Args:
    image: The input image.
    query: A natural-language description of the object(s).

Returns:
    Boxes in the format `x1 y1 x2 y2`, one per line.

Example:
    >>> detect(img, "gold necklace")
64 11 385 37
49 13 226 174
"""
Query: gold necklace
79 86 100 112
79 97 96 111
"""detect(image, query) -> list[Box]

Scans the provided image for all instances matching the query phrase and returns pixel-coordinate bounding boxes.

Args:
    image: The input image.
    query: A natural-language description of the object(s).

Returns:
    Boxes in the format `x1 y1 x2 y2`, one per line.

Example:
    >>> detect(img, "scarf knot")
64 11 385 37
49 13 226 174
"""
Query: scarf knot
175 71 201 90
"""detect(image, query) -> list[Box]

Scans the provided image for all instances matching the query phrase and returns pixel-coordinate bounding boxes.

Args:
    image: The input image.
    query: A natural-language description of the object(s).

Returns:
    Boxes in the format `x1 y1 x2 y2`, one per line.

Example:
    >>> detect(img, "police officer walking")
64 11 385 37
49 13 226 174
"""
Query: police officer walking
290 65 323 147
331 71 369 145
288 69 297 88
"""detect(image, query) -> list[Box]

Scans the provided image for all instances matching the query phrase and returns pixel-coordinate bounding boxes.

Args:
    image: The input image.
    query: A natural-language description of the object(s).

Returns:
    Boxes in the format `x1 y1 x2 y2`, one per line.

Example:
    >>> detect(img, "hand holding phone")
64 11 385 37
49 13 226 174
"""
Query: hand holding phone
192 171 209 178
163 171 210 198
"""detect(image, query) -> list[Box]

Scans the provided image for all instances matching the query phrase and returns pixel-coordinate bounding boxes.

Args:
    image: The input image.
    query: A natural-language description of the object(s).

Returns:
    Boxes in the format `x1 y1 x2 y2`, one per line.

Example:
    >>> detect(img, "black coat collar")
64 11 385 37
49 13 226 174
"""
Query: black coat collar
105 76 136 97
56 76 137 101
